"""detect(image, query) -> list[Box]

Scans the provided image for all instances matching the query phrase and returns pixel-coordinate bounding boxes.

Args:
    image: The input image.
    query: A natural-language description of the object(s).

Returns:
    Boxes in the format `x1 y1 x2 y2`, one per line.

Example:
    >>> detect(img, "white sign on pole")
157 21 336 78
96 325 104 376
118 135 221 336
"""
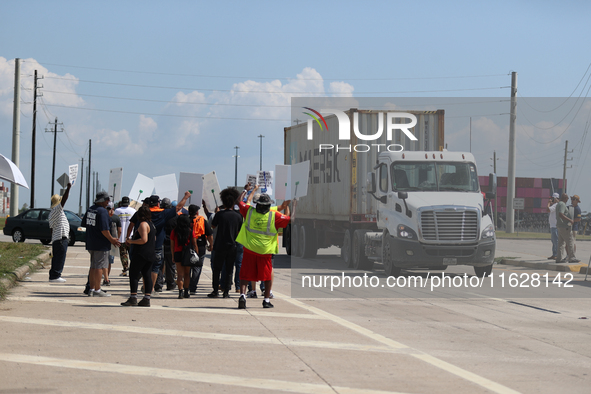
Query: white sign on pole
287 161 310 199
108 167 123 203
275 165 290 200
513 198 524 210
257 170 274 197
68 164 78 187
129 173 154 203
153 174 178 201
178 172 204 207
202 171 222 209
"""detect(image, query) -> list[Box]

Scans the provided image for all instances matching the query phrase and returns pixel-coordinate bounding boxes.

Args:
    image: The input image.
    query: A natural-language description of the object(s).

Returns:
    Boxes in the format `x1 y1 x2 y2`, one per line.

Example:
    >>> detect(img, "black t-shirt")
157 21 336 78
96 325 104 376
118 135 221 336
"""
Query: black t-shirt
211 209 243 251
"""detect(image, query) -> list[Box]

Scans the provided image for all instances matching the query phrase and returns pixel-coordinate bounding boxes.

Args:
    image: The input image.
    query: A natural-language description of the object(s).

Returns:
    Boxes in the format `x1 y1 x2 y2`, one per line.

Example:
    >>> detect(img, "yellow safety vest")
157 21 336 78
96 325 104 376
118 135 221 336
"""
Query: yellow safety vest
236 207 278 255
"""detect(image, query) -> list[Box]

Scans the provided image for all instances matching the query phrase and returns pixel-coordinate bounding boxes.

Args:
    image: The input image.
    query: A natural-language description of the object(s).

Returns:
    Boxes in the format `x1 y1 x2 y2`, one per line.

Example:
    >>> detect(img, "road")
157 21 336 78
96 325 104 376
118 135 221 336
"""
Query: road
0 239 590 393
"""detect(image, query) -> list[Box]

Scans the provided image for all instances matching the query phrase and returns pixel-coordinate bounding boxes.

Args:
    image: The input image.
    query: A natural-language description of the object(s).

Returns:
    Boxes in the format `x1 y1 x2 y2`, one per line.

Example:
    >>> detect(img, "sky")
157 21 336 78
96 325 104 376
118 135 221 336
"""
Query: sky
1 1 591 213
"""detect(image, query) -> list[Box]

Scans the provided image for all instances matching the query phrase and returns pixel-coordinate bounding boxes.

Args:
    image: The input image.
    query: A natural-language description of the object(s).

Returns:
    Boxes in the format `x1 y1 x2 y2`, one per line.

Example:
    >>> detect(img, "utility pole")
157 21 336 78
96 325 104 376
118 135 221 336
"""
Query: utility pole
86 139 91 209
10 58 21 217
30 70 43 208
46 117 63 196
506 71 517 233
491 150 498 229
469 117 472 153
78 157 84 216
92 171 96 199
233 146 240 187
258 134 264 170
562 140 573 194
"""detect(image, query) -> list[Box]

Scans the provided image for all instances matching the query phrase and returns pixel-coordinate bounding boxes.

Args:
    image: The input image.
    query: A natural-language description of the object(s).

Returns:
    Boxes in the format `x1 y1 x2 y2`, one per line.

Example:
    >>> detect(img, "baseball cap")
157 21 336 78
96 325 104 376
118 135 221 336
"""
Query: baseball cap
161 197 172 209
148 195 160 207
552 193 560 199
253 193 274 206
95 191 110 203
107 202 114 210
121 196 130 206
571 195 581 202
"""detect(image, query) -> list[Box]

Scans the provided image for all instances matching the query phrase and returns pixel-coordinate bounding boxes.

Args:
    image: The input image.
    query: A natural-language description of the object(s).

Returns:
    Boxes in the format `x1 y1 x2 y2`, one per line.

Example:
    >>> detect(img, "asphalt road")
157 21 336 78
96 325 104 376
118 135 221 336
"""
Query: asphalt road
0 240 590 393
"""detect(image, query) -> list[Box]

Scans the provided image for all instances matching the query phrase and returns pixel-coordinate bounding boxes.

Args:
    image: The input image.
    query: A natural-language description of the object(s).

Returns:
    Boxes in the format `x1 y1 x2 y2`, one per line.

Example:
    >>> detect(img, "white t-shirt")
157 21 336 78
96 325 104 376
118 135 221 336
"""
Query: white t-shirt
114 206 136 242
548 203 557 228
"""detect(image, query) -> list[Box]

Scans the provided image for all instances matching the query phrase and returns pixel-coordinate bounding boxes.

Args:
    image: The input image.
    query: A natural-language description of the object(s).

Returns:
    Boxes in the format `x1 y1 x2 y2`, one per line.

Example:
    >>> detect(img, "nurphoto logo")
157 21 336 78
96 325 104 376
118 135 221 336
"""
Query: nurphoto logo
302 107 418 153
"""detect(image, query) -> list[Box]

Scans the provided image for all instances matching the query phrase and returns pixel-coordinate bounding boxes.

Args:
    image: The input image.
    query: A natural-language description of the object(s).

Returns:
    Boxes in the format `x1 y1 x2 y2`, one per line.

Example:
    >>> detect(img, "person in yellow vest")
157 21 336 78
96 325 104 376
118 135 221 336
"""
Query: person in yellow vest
236 185 291 309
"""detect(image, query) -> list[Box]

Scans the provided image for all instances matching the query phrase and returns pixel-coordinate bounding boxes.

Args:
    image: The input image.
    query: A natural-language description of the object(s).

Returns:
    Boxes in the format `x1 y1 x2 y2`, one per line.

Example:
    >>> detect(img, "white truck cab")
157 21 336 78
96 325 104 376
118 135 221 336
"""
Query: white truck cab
366 151 496 277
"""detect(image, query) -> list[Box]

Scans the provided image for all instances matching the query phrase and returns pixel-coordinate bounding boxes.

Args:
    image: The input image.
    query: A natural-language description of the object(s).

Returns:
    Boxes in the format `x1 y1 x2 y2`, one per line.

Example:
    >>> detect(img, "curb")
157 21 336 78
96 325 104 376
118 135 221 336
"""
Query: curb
0 251 51 294
499 258 590 274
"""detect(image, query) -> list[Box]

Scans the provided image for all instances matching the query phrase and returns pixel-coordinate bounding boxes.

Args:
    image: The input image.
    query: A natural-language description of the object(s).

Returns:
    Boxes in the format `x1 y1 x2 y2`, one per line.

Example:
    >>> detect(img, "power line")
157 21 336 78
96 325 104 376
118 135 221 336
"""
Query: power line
38 62 509 81
44 76 509 95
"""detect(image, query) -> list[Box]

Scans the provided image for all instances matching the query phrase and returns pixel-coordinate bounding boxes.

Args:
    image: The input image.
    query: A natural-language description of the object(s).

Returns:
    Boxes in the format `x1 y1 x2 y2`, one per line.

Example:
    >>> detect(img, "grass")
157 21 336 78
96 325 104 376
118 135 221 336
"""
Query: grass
0 242 47 299
0 217 5 230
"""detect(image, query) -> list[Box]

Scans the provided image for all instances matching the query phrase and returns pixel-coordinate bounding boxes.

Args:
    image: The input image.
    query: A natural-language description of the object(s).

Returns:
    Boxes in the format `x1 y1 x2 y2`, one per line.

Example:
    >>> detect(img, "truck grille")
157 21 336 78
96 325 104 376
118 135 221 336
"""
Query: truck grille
420 210 478 241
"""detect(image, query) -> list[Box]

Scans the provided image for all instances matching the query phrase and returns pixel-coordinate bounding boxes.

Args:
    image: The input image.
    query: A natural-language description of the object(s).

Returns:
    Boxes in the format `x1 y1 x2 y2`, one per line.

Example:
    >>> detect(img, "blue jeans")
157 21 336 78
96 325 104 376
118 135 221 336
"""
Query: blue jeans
49 238 68 279
550 227 558 256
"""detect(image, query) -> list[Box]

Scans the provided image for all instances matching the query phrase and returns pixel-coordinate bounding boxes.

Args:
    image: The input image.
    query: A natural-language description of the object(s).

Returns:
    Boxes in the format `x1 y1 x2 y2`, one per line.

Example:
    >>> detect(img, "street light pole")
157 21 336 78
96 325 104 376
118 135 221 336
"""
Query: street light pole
233 146 240 187
258 134 264 170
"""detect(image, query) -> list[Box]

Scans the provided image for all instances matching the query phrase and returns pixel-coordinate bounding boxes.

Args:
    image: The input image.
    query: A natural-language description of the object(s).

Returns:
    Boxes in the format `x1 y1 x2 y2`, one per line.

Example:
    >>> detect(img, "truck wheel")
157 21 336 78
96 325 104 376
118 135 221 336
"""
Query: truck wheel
353 230 373 270
12 228 25 243
291 224 300 257
299 225 318 258
41 239 51 245
474 264 493 277
68 232 76 247
342 230 353 267
382 232 401 277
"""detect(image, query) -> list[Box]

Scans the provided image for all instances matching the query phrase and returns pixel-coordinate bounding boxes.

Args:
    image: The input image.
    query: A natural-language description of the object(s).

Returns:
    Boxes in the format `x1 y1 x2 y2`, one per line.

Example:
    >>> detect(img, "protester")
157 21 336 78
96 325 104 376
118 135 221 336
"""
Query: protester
556 193 577 263
209 188 243 299
48 182 72 283
236 185 292 309
82 191 121 297
547 193 559 260
121 206 156 307
162 210 179 291
105 202 121 285
114 196 136 276
171 215 197 299
188 204 213 295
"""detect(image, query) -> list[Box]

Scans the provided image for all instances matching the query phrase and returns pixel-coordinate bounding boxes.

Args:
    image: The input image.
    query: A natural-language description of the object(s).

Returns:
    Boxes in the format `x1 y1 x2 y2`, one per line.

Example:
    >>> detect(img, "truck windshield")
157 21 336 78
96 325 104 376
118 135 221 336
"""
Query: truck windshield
391 161 480 192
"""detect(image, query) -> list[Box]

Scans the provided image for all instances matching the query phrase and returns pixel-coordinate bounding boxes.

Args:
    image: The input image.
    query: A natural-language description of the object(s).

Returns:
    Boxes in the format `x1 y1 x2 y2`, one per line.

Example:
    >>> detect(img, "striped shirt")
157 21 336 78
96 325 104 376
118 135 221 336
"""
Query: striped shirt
49 204 70 242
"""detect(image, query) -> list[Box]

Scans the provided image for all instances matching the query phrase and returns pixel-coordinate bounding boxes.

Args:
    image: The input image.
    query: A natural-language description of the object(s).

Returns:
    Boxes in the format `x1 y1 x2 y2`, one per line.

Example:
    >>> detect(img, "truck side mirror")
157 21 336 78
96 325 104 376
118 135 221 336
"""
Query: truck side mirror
368 172 376 194
398 191 408 200
488 173 497 198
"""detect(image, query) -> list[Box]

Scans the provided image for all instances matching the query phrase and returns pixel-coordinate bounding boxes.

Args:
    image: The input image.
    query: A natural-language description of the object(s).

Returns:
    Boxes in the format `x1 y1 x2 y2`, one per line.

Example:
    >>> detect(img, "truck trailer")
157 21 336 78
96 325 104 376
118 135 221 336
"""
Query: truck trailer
284 108 496 277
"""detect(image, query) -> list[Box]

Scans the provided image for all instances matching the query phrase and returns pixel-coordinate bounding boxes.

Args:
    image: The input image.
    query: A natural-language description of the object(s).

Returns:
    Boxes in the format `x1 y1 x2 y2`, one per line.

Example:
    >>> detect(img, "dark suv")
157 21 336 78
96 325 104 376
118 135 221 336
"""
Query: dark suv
3 208 86 246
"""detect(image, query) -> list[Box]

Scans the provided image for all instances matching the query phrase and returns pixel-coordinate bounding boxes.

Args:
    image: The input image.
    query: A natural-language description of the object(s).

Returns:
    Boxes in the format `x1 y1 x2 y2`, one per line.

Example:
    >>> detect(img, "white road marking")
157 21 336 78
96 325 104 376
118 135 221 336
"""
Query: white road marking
0 315 409 354
277 292 521 394
0 353 409 394
6 296 326 320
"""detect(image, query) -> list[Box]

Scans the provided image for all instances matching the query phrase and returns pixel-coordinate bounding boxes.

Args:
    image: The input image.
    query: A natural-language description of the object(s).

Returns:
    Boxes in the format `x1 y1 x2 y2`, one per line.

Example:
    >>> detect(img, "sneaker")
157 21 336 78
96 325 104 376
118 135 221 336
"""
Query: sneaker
247 290 257 299
102 280 110 286
121 297 138 306
269 291 274 299
119 271 127 277
235 288 240 293
190 290 196 295
207 291 219 298
138 298 150 307
49 277 66 283
262 300 274 308
568 258 581 263
184 289 190 298
167 285 177 291
547 255 557 260
92 290 111 297
154 287 163 293
222 291 230 298
238 295 246 309
84 289 91 296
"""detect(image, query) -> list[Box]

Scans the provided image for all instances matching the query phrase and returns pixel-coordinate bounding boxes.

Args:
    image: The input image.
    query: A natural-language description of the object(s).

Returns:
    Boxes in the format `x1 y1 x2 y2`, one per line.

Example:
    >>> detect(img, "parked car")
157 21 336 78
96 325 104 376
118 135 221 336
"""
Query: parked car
2 208 86 246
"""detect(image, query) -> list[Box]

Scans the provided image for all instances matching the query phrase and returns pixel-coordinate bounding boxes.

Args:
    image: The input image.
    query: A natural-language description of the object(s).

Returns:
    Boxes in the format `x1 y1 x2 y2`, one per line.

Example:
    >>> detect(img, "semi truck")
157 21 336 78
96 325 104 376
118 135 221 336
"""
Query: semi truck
284 108 496 276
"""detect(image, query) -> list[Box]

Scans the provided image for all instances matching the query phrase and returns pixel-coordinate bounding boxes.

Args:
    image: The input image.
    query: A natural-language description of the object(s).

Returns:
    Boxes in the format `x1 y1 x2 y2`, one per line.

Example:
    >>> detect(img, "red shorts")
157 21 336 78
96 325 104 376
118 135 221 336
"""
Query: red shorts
239 248 273 282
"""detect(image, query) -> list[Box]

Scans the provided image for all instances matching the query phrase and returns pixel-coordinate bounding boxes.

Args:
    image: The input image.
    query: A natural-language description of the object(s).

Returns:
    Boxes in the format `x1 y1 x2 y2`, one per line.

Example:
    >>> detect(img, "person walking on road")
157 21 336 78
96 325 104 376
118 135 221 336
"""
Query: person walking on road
547 193 559 260
171 214 197 299
48 182 72 283
121 206 157 307
114 196 135 276
570 195 582 258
